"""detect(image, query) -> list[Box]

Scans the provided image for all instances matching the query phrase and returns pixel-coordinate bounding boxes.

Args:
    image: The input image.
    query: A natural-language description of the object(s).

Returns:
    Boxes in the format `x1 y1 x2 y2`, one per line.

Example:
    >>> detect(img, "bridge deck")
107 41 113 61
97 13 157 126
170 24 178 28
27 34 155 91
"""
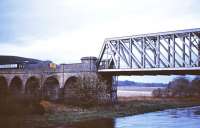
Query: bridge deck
98 67 200 75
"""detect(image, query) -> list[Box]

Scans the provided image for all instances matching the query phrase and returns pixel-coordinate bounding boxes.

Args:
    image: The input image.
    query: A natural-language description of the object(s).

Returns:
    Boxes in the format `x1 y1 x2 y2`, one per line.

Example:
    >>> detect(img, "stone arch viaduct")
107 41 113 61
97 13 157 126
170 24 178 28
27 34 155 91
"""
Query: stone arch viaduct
0 57 109 101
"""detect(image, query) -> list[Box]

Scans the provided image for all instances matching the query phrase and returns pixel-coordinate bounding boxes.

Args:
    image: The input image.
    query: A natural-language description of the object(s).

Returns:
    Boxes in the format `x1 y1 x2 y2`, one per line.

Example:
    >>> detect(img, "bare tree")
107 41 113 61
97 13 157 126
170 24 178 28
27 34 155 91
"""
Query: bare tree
168 77 190 97
152 77 192 98
152 88 162 97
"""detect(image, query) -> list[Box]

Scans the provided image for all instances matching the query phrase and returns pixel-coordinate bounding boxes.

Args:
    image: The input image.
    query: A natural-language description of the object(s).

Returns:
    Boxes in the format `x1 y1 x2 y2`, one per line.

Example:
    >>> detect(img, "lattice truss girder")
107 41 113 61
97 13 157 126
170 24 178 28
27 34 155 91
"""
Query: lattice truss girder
98 29 200 69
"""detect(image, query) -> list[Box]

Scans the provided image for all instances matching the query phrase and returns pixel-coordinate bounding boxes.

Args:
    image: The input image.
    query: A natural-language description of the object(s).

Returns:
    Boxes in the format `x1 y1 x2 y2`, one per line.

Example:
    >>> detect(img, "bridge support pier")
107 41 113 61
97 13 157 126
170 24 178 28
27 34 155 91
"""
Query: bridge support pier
100 74 117 102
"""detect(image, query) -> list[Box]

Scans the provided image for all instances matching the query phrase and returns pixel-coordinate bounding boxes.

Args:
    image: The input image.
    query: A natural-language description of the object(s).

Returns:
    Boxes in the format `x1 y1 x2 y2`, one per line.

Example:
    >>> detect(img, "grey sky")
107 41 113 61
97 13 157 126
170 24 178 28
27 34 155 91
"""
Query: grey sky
0 0 199 83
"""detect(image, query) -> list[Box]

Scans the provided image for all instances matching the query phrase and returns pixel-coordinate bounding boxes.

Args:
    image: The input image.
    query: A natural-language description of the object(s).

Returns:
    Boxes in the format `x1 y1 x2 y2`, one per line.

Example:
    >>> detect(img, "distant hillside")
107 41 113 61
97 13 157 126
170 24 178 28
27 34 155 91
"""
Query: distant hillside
118 80 167 87
0 55 42 64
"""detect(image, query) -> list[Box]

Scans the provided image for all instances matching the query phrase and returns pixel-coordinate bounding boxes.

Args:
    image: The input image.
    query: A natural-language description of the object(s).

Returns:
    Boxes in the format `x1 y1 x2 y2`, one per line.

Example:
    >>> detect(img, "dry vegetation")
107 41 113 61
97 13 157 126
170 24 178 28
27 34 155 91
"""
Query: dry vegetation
1 96 200 128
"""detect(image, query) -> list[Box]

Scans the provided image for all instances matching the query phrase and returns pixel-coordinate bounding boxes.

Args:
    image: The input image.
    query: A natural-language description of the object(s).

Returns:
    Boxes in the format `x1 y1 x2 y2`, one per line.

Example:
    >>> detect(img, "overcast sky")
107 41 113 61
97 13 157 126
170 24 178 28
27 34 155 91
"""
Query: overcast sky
0 0 199 83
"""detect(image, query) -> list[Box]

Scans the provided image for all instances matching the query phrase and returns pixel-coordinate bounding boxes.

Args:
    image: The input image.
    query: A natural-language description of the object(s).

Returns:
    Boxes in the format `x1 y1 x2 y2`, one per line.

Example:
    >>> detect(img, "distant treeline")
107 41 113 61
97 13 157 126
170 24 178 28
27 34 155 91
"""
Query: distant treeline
118 80 167 87
152 77 200 98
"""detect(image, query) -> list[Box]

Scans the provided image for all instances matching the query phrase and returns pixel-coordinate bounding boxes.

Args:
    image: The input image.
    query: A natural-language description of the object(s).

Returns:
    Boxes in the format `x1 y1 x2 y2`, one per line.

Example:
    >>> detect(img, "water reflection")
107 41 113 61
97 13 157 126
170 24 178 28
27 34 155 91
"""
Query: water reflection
194 108 200 115
60 106 200 128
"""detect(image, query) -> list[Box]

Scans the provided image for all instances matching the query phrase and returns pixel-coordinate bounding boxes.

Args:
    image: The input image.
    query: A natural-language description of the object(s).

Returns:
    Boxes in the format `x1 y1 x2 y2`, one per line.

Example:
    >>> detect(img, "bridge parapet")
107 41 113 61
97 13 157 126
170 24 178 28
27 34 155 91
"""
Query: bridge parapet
56 56 97 73
80 56 97 72
58 63 88 73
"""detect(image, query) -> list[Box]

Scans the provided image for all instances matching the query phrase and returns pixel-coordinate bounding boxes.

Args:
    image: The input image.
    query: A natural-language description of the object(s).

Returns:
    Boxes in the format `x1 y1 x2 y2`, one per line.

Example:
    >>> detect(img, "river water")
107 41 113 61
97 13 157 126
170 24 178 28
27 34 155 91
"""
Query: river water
60 106 200 128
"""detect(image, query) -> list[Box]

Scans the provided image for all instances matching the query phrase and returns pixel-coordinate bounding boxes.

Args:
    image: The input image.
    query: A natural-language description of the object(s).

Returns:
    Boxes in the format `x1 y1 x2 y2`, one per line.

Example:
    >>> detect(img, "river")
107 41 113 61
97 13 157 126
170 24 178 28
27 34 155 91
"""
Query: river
59 106 200 128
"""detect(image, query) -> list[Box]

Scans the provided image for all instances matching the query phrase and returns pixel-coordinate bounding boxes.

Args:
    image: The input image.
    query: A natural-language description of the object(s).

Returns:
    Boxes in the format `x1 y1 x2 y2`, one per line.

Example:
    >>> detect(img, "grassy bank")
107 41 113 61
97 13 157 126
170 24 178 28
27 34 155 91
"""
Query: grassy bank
1 97 200 127
47 97 200 123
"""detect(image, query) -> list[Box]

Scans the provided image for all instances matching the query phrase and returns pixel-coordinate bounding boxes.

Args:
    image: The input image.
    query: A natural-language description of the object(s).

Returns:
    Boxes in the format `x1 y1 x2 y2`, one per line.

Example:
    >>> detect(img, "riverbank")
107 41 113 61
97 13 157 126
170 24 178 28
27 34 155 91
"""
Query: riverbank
48 97 200 124
1 97 200 128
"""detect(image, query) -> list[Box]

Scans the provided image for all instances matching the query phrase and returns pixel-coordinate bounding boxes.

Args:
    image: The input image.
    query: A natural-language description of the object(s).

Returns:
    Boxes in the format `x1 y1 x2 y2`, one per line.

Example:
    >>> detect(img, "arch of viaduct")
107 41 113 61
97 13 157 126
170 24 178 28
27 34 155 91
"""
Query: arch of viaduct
0 72 82 91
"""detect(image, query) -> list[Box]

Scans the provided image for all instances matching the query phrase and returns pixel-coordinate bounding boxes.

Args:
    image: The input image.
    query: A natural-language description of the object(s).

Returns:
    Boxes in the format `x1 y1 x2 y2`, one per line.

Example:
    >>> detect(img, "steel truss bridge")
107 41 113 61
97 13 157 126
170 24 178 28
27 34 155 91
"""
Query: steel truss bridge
97 28 200 75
